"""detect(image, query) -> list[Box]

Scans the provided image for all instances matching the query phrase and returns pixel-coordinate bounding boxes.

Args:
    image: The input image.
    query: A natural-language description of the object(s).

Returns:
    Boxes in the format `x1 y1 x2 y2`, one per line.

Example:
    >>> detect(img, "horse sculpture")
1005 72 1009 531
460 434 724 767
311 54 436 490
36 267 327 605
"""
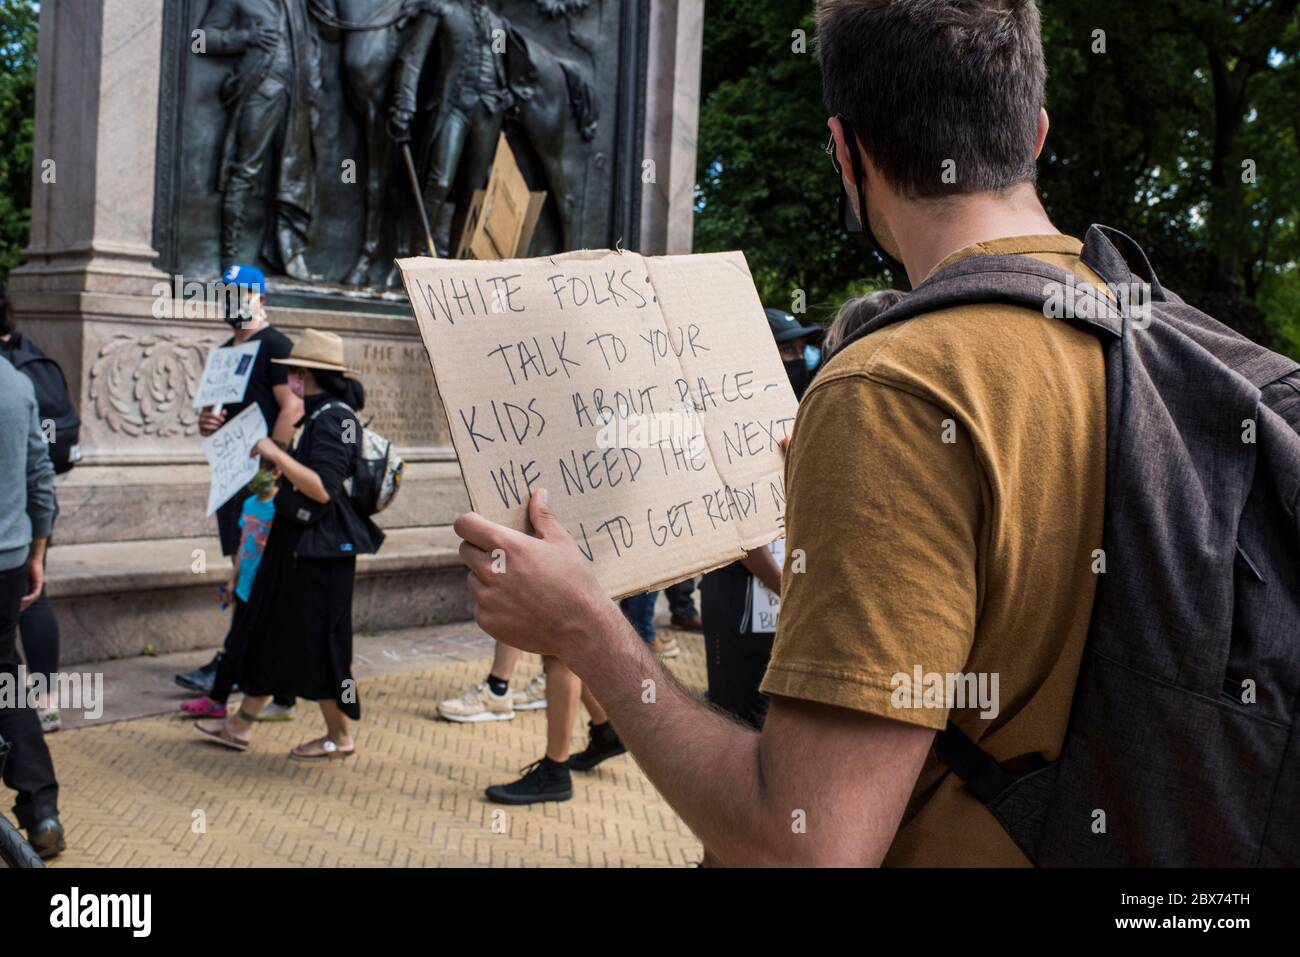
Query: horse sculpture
313 0 598 287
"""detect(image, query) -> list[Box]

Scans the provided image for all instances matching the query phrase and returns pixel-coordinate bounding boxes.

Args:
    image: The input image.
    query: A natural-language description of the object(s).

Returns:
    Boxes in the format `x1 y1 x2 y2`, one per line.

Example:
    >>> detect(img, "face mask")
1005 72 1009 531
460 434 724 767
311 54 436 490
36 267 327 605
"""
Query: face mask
247 467 276 496
834 115 912 290
854 178 910 288
222 292 257 329
804 344 822 374
784 357 810 399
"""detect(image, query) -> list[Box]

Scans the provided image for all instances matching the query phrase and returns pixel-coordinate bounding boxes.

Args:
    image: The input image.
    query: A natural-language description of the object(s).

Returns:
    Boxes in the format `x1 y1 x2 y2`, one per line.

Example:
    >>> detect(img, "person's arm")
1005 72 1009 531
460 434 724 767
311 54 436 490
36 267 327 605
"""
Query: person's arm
199 405 227 436
269 383 304 448
741 546 782 593
21 537 46 612
253 438 329 504
454 373 983 865
456 494 933 865
22 395 55 611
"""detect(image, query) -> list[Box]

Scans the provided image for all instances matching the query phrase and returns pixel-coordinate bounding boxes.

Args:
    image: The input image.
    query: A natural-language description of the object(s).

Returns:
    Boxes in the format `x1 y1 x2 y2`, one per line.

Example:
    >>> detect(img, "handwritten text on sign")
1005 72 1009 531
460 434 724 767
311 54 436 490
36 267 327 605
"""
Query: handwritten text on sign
193 340 260 409
398 250 796 598
202 403 267 515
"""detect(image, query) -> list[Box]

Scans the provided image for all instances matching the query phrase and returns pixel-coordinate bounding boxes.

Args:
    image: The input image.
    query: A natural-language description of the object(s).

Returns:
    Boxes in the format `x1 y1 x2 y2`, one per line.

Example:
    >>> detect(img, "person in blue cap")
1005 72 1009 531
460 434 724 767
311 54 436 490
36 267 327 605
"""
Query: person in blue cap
174 265 302 712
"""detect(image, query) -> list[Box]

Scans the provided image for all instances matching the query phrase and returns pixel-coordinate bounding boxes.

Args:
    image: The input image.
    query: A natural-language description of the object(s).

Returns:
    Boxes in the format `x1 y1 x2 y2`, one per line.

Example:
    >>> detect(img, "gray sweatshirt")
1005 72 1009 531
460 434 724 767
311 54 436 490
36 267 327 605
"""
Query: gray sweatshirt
0 353 56 571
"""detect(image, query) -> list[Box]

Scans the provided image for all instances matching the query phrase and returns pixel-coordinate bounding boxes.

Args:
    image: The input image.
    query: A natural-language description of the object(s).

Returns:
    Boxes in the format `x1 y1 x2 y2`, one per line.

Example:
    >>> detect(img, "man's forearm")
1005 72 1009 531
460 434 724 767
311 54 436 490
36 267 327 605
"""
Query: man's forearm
568 602 782 865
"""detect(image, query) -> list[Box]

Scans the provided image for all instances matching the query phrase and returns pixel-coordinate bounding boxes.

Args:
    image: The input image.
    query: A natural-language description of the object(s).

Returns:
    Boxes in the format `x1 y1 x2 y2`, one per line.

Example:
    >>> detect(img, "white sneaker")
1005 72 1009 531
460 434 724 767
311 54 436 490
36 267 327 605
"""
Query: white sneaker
38 708 62 734
256 702 296 722
438 683 515 722
512 674 548 711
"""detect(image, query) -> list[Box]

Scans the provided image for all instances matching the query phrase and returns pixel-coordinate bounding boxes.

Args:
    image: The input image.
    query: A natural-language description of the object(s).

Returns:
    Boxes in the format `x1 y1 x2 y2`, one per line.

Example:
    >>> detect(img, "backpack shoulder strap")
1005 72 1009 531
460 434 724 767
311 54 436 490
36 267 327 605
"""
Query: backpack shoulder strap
1080 224 1167 301
829 253 1125 362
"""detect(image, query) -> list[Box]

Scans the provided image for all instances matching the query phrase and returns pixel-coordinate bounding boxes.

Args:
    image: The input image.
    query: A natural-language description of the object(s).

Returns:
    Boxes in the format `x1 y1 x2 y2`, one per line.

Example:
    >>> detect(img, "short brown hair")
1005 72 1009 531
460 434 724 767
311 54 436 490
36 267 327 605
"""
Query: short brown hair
817 0 1046 198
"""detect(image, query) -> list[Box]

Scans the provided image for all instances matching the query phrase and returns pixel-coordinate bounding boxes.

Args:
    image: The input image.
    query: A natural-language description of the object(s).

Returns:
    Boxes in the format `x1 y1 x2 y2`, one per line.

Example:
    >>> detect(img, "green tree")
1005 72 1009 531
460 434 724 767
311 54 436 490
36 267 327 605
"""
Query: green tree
696 0 1300 357
0 0 38 282
694 1 886 326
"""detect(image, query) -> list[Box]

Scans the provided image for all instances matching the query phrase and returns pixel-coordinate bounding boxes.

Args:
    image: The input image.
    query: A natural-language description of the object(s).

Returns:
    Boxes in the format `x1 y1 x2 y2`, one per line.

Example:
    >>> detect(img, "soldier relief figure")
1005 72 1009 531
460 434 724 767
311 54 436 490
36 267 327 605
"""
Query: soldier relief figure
386 0 532 260
197 0 326 281
194 0 600 286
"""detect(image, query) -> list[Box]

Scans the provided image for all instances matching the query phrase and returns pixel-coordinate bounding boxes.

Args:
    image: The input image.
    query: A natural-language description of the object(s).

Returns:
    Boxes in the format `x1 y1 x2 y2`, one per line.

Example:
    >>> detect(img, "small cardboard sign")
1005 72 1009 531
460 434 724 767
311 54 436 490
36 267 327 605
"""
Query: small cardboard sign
398 249 797 598
750 537 784 633
193 340 260 409
455 135 547 261
202 403 267 516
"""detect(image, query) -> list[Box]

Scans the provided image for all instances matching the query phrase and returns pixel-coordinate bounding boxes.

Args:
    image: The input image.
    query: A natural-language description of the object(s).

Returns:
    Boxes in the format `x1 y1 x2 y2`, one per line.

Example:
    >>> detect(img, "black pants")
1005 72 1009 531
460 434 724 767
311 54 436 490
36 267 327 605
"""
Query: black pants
700 570 776 730
18 562 58 678
210 599 293 709
0 564 59 829
665 578 698 620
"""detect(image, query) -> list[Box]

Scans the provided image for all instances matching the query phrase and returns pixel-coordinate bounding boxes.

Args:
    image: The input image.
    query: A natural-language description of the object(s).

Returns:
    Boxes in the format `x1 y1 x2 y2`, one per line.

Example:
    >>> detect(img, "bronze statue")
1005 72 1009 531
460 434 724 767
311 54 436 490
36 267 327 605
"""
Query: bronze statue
198 0 325 281
386 0 531 260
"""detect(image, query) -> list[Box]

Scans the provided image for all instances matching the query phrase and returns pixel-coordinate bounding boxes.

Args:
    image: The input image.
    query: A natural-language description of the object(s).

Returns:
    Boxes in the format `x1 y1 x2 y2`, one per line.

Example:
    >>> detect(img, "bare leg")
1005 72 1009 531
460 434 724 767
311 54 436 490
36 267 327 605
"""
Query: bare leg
543 655 581 762
580 684 608 725
197 693 270 743
317 699 353 749
491 641 520 683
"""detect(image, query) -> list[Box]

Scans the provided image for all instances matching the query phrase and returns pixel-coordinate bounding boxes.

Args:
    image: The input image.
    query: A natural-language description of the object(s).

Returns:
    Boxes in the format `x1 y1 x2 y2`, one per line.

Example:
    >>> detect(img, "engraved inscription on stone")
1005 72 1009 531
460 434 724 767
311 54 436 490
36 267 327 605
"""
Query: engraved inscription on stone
348 340 450 450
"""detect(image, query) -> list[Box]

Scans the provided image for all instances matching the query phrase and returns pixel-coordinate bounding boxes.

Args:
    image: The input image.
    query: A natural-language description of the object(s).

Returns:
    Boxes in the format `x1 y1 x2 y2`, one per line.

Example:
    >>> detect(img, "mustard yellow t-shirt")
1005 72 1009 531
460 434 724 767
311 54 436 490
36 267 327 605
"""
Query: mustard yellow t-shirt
760 235 1108 866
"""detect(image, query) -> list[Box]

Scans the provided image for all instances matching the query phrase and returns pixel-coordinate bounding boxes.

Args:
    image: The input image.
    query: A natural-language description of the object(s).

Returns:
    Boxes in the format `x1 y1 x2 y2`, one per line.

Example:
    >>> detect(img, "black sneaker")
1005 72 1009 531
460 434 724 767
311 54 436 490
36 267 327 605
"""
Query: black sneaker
175 653 222 694
27 817 66 860
568 720 627 772
484 757 572 805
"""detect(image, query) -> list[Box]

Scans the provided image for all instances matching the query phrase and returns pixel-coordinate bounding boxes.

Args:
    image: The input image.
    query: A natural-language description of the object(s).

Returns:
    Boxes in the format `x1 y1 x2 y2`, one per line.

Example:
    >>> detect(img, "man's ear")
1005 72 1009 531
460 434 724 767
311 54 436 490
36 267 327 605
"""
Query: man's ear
1034 108 1049 159
828 115 858 192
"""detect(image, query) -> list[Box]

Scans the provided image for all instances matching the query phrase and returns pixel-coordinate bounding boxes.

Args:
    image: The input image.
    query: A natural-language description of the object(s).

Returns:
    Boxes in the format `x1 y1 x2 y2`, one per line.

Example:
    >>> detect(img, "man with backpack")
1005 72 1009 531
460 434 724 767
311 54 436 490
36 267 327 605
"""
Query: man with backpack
0 282 76 734
449 0 1300 866
174 265 303 712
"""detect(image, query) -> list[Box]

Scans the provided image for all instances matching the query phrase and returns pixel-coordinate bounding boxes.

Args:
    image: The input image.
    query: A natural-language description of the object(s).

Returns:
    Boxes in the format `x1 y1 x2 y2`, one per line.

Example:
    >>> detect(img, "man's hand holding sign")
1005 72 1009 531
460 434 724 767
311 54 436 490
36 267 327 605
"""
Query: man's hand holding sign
399 250 929 866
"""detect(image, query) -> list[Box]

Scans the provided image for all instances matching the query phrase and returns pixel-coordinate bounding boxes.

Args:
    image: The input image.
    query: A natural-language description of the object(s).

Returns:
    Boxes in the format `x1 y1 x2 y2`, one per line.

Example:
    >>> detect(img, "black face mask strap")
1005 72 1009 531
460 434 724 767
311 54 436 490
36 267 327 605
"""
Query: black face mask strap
838 116 912 291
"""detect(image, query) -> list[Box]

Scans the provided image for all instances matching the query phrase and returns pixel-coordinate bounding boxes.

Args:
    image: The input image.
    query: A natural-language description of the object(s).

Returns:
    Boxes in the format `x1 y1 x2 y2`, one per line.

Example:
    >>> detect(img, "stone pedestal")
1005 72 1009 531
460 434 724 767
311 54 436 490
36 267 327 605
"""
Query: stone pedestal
9 0 703 664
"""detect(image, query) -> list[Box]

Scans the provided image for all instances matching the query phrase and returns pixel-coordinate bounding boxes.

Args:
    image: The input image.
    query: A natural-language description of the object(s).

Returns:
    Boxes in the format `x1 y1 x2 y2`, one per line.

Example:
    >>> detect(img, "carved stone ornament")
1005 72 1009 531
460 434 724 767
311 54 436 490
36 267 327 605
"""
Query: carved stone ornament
88 334 218 437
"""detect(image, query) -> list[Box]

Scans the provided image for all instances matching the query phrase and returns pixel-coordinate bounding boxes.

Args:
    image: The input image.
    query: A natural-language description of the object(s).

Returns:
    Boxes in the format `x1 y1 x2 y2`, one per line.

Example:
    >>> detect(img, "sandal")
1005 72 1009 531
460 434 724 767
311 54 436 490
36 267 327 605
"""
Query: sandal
290 736 355 760
194 709 255 751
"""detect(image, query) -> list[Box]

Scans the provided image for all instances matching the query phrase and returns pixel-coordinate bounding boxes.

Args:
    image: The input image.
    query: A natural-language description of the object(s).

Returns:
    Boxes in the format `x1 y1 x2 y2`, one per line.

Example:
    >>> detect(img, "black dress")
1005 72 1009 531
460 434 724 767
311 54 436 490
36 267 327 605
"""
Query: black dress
235 392 382 720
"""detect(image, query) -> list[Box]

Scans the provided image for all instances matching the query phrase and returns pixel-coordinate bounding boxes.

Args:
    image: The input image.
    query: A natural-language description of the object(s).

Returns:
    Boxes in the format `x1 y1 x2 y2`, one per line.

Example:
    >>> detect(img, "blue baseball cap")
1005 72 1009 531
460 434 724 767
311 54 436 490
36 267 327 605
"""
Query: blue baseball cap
219 263 266 295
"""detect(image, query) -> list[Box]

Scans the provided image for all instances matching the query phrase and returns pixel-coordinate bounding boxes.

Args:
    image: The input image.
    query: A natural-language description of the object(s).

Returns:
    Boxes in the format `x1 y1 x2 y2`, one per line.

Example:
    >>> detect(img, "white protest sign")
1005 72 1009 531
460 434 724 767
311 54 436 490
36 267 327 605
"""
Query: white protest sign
193 340 261 409
398 250 798 598
751 537 785 633
202 403 267 515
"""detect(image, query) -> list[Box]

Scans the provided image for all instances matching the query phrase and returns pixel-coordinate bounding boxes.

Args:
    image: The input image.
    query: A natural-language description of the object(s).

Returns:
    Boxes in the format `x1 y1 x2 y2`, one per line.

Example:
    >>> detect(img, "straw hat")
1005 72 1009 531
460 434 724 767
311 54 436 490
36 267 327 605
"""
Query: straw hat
271 328 349 373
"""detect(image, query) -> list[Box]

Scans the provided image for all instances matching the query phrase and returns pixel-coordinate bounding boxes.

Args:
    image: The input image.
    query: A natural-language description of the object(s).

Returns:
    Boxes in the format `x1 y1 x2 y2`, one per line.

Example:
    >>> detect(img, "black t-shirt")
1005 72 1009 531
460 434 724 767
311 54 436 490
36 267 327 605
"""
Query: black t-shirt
217 326 294 433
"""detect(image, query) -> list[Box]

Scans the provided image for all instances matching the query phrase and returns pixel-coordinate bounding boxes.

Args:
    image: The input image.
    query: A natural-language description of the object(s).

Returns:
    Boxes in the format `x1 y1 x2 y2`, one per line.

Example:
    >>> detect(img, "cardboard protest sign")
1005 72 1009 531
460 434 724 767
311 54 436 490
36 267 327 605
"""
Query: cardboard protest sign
750 537 784 634
454 135 547 261
398 249 797 598
202 403 267 515
193 341 260 409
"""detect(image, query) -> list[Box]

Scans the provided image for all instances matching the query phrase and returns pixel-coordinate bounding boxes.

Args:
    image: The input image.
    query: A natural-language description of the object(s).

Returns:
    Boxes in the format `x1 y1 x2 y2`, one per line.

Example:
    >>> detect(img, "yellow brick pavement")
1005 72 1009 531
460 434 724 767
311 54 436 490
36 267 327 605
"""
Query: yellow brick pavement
41 629 707 867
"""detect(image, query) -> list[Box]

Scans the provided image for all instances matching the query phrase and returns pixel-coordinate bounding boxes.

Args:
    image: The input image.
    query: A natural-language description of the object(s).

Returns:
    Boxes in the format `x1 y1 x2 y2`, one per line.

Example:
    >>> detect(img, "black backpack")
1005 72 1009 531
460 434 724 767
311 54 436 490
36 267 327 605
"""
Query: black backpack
834 225 1300 866
306 400 403 518
2 333 81 473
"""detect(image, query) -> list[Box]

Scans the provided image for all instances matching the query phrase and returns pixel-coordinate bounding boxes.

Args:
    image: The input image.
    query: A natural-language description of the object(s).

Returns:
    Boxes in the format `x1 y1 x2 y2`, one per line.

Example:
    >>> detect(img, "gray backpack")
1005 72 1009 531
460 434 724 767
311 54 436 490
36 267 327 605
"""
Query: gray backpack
833 225 1300 866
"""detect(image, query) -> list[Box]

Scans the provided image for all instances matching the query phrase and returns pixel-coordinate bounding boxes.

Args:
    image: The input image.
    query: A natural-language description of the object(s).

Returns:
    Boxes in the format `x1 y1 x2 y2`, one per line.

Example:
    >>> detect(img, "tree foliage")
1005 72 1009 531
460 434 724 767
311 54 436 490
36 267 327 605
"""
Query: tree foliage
0 0 37 282
696 0 1300 356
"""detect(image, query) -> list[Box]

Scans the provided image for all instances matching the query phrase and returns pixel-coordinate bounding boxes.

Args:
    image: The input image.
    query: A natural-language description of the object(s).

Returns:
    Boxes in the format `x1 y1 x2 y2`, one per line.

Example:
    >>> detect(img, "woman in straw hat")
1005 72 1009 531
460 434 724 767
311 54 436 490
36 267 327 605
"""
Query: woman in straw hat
197 329 384 759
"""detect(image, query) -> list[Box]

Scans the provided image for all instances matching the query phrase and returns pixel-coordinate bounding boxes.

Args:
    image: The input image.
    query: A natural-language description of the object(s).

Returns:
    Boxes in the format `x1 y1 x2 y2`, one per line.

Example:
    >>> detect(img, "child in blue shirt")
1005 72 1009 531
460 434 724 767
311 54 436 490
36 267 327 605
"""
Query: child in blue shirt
181 465 287 719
